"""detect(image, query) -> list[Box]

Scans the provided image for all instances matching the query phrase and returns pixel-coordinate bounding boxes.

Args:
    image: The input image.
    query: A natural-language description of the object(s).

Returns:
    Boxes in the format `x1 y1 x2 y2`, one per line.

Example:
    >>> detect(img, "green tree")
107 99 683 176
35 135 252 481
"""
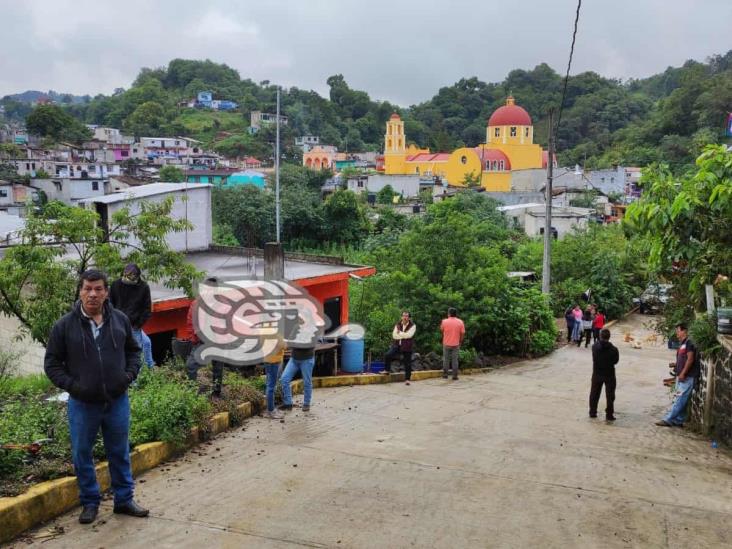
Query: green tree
0 199 201 346
323 190 370 244
158 165 185 182
624 145 732 303
212 186 275 247
354 198 556 358
461 171 481 188
26 104 92 144
0 143 22 159
124 101 167 138
376 184 397 204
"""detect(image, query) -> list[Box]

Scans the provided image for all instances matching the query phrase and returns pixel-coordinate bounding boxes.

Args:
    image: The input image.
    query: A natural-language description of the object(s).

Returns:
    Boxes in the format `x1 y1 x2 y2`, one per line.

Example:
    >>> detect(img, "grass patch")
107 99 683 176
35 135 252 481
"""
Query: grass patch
0 374 54 400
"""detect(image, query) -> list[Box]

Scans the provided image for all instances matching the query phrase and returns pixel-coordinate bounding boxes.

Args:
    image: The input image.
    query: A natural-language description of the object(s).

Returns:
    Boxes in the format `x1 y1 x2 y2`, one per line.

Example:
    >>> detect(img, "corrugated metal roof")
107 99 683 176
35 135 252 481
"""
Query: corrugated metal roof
77 183 211 204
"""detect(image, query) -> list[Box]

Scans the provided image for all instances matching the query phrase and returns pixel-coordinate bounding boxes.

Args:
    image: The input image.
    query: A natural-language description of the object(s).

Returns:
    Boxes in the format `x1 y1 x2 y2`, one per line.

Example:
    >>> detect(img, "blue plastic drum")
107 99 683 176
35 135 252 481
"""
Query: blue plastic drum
340 336 365 373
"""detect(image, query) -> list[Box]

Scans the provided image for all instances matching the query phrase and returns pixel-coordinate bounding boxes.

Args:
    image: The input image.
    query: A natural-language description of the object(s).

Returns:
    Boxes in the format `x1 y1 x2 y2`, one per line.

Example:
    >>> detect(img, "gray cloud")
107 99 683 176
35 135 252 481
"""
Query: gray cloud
1 0 730 106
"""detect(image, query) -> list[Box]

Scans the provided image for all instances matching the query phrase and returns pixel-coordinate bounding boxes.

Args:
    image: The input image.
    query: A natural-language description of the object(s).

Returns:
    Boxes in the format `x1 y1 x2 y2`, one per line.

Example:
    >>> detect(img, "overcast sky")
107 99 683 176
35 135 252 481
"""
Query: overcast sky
1 0 730 106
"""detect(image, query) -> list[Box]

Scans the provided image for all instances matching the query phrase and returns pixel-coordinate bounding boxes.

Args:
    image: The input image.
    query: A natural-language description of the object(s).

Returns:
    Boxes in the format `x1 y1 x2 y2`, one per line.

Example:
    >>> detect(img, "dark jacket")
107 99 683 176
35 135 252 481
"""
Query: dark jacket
292 347 315 360
591 339 619 377
394 321 416 352
44 300 141 403
110 279 152 329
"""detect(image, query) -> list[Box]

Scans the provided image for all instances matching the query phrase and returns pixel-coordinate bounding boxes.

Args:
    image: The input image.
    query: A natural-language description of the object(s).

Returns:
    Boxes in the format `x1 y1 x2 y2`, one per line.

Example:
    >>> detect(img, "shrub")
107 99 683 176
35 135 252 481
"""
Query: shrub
0 348 20 395
0 399 70 480
529 330 556 356
458 347 477 369
128 367 210 447
690 315 723 360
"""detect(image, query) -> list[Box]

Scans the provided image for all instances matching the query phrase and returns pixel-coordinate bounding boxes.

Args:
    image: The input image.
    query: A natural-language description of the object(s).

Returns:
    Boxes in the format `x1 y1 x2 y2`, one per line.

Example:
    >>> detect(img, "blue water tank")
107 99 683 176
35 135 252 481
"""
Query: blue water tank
340 336 364 373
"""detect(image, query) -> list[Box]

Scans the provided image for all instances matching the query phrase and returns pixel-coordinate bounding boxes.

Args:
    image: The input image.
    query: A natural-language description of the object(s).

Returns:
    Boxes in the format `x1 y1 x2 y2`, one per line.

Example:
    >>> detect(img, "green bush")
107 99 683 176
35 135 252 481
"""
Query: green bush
458 347 477 369
529 330 556 355
0 399 70 479
690 315 723 359
128 367 210 447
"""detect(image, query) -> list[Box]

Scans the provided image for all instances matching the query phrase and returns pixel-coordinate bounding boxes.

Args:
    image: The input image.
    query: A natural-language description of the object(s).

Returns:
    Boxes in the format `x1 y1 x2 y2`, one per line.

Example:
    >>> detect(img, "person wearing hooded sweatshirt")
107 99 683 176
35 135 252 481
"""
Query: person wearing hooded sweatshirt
110 263 154 368
44 270 148 525
589 328 619 421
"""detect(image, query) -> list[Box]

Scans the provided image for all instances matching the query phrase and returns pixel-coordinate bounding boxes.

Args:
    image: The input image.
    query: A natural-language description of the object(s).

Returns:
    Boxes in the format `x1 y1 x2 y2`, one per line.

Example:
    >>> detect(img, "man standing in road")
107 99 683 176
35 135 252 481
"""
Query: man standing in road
440 308 465 380
589 328 619 421
656 323 699 427
44 270 149 525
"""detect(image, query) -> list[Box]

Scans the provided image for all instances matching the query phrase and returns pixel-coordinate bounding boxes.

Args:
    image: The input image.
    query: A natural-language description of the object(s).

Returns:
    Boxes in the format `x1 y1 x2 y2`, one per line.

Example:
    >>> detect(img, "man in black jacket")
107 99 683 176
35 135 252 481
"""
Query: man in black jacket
589 328 619 421
45 270 149 525
110 263 154 368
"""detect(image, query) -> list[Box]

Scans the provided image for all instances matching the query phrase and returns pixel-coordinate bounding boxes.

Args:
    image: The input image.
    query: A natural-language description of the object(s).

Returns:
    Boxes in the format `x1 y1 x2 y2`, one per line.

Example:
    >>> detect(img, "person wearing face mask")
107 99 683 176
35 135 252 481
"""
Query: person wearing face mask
110 263 154 368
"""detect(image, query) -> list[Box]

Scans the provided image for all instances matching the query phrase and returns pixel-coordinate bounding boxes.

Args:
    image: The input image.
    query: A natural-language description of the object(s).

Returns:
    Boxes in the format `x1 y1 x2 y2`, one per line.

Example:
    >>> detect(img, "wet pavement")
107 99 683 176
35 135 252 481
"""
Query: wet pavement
18 315 732 548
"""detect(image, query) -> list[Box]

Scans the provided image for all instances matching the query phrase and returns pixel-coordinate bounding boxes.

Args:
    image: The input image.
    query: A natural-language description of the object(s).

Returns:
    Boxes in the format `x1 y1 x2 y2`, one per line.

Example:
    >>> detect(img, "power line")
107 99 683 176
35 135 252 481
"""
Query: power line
554 0 583 142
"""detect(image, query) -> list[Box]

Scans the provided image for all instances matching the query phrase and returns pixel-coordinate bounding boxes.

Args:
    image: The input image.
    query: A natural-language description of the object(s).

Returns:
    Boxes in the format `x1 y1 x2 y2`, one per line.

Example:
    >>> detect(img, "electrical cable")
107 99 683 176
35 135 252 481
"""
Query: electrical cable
554 0 583 143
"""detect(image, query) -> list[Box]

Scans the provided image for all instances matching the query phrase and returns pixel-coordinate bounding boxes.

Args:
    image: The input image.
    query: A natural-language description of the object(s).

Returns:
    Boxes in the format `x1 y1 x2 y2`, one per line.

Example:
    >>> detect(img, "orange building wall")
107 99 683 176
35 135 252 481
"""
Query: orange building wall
143 276 363 338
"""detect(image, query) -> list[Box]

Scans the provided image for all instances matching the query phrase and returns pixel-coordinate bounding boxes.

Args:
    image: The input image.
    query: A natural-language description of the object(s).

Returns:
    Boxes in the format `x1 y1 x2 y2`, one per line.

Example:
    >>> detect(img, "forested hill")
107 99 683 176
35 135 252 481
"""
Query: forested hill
2 52 731 171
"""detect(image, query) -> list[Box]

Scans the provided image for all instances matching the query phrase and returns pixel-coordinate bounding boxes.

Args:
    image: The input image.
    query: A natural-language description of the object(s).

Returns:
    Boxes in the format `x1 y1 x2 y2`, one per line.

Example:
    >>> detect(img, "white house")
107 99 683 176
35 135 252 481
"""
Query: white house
498 203 592 238
346 174 422 198
77 183 212 253
31 178 111 204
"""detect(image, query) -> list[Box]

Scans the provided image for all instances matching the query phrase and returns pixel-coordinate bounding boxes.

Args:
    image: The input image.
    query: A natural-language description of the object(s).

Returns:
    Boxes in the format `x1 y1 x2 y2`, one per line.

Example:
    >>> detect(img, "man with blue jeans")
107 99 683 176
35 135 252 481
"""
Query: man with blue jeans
110 263 154 368
263 340 285 419
656 323 699 427
279 346 316 412
45 270 149 525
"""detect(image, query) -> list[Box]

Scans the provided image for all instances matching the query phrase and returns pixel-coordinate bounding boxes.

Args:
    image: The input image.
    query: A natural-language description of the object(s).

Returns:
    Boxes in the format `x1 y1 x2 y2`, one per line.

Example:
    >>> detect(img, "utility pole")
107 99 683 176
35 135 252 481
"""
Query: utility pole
542 108 555 295
275 87 281 243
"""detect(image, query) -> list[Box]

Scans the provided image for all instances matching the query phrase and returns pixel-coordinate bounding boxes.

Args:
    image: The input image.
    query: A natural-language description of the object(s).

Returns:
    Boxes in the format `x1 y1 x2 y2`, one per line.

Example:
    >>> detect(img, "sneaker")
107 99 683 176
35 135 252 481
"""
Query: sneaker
452 376 458 381
655 420 672 427
79 505 98 524
606 416 616 421
442 374 448 379
113 499 149 518
302 404 311 412
405 381 410 386
265 410 284 419
589 413 597 418
381 371 390 375
278 404 293 411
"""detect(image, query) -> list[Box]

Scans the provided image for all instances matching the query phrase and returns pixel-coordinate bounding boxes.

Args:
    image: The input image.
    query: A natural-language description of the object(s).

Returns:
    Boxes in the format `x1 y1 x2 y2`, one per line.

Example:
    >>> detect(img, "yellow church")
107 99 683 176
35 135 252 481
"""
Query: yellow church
382 96 551 191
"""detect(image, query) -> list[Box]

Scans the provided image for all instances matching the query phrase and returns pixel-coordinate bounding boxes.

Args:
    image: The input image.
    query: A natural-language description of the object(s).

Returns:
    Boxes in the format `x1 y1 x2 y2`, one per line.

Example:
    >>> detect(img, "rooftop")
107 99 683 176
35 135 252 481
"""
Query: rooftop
149 249 375 302
78 182 211 204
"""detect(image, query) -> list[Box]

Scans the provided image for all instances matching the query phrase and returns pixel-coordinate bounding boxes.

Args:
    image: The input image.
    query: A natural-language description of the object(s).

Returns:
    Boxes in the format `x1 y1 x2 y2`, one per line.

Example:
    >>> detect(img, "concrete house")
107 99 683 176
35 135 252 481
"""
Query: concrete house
78 183 213 253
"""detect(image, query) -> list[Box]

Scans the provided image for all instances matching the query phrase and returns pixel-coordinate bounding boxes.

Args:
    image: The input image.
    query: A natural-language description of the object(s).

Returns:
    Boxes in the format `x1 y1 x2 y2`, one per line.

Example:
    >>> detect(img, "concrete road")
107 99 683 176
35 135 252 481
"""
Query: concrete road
20 315 732 548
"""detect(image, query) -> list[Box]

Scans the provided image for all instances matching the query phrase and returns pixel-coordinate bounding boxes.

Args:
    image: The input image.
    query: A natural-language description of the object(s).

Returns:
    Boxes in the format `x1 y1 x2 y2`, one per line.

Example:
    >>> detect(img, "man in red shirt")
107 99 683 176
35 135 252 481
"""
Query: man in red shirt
440 308 465 380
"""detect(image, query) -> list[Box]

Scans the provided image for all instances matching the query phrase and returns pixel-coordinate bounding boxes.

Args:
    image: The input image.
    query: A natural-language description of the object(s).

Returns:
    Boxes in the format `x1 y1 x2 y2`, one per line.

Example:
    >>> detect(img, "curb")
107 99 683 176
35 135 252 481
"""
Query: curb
0 369 492 542
0 402 252 543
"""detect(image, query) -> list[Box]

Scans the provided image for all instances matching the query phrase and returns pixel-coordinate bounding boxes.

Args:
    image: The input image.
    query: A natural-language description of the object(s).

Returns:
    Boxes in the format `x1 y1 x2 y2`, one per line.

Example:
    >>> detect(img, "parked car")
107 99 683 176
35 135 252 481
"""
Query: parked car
634 283 672 314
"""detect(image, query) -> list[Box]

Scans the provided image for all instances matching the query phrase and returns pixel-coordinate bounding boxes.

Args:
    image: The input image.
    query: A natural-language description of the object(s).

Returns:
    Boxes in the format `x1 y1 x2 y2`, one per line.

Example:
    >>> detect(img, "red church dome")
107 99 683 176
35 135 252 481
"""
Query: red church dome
488 96 532 126
390 113 401 120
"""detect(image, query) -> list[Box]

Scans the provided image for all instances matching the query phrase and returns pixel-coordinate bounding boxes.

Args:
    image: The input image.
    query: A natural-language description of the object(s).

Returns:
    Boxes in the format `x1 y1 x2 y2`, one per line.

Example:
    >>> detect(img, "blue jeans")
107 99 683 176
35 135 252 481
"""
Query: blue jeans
664 377 695 426
264 362 281 412
68 393 134 507
280 357 315 406
132 328 154 368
